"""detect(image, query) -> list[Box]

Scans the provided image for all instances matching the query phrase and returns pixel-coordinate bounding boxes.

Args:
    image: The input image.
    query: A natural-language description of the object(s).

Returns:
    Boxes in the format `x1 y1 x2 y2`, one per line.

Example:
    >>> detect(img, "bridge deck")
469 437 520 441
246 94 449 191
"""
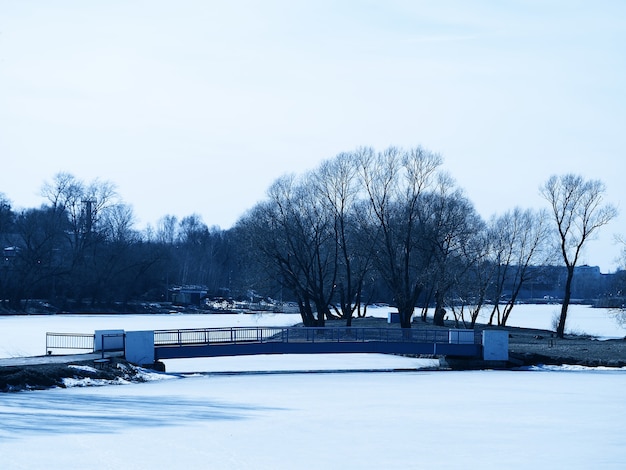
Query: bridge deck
153 327 482 360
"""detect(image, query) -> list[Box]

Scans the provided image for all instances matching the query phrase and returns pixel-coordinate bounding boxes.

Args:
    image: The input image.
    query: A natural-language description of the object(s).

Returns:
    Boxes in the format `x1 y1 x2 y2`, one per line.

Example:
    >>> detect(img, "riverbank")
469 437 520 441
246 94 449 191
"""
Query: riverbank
326 316 626 368
0 357 163 392
506 325 626 367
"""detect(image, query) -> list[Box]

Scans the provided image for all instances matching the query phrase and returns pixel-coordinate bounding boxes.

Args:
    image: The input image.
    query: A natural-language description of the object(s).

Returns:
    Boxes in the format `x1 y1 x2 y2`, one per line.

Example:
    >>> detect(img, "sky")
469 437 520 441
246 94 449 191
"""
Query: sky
1 1 625 271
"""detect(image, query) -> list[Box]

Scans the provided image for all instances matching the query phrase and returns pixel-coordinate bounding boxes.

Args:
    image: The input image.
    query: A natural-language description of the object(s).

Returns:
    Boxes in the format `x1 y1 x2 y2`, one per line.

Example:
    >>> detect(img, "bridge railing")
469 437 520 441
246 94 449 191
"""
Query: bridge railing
46 332 95 354
154 327 288 346
154 326 479 348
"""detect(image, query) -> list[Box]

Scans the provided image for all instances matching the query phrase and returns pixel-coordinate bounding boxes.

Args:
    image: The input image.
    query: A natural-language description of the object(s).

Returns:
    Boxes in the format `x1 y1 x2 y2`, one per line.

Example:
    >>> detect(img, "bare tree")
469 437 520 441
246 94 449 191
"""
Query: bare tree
155 215 178 245
313 153 372 325
447 233 493 329
356 146 442 328
0 194 15 309
10 207 67 309
101 204 138 244
39 173 124 306
0 193 12 236
41 172 118 250
278 173 338 326
540 174 617 337
487 208 555 326
420 174 486 326
238 174 337 326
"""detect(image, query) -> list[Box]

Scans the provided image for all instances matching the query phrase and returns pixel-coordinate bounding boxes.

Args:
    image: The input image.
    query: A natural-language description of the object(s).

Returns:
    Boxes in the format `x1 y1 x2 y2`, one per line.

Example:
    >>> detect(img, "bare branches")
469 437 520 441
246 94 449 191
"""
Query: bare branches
541 174 617 268
540 173 618 337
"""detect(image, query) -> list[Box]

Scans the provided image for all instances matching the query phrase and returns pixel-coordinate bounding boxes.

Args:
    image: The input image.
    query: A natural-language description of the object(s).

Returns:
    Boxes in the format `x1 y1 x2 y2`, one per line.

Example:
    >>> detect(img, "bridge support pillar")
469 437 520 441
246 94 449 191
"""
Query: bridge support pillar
482 330 509 361
125 330 155 366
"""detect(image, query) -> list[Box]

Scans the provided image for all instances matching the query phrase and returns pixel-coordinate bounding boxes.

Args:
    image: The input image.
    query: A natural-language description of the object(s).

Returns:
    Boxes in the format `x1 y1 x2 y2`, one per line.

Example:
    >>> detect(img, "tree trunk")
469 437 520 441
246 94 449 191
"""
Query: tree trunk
421 288 434 322
556 266 575 338
315 300 327 327
433 308 446 326
397 304 413 328
297 294 316 327
433 292 446 326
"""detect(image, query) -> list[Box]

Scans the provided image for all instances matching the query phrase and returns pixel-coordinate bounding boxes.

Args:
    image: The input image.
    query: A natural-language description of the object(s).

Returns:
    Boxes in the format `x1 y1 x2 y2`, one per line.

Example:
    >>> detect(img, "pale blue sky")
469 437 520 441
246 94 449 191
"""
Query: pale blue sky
0 1 624 271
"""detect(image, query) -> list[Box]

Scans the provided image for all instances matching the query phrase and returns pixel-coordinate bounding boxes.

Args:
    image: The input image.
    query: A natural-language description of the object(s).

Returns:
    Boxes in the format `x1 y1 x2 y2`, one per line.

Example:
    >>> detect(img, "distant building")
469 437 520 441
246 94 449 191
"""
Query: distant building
169 286 208 306
3 246 18 265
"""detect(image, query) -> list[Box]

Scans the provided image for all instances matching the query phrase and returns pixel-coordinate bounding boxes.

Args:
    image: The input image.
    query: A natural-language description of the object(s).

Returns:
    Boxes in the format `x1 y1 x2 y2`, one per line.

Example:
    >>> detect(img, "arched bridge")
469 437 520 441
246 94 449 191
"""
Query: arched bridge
152 326 483 360
46 326 509 366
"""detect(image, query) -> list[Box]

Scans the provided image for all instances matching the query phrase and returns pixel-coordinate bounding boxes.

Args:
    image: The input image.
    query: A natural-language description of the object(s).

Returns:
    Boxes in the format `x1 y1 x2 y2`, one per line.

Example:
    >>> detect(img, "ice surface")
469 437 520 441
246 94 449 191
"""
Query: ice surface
0 312 301 358
1 366 625 469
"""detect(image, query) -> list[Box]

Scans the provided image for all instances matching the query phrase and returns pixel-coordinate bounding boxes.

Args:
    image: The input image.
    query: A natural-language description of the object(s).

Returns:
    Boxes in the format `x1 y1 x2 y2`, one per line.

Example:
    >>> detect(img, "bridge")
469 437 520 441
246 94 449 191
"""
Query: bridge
152 326 483 360
44 326 509 368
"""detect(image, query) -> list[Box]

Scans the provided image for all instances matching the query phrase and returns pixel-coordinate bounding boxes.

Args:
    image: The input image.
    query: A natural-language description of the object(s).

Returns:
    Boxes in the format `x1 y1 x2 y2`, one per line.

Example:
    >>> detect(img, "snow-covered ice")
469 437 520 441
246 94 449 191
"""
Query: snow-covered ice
1 365 625 469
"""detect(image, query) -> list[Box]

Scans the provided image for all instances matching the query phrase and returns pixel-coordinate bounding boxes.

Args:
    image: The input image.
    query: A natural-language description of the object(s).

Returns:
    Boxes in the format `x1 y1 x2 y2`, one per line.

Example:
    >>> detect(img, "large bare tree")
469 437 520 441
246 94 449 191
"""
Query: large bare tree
238 174 337 326
540 174 617 338
313 153 373 325
356 146 442 328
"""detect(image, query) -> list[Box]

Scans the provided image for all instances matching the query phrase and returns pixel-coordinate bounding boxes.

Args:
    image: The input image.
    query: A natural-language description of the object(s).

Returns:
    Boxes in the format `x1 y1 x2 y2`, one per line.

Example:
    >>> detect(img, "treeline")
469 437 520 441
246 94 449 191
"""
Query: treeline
0 172 236 313
1 148 622 331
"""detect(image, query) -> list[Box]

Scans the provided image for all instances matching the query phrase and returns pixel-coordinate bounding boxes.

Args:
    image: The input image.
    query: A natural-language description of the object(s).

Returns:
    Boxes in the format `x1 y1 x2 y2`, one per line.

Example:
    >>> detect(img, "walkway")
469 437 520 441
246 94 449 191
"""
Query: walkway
153 326 482 360
0 352 103 367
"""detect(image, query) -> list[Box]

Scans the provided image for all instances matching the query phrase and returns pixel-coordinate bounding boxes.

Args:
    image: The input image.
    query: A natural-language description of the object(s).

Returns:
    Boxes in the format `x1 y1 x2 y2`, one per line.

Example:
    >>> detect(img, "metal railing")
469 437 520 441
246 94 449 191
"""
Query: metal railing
45 332 126 356
154 326 479 348
154 327 287 346
46 332 95 353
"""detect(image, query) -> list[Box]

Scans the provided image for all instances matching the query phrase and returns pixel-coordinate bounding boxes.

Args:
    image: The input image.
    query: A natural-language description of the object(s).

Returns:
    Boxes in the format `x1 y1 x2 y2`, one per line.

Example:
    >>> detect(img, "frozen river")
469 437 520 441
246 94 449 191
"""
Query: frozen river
1 306 626 469
1 362 625 469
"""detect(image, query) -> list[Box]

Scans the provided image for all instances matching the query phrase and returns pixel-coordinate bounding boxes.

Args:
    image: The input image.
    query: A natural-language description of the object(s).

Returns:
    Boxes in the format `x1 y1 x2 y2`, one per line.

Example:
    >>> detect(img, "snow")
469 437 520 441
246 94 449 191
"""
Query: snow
61 376 131 388
164 353 440 374
1 308 626 469
61 365 176 388
67 364 99 373
0 312 301 358
447 303 626 339
495 304 625 338
61 363 178 389
1 367 626 469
